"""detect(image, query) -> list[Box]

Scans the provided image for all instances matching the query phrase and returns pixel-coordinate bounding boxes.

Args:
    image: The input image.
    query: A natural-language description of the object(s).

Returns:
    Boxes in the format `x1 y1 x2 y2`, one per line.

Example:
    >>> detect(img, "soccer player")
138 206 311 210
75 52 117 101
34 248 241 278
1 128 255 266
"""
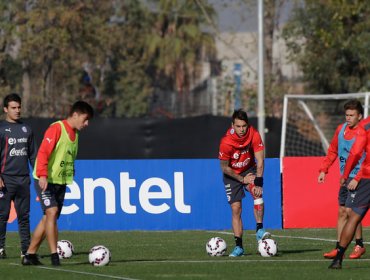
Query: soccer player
318 99 366 260
329 116 370 269
219 109 270 257
22 101 93 266
0 93 37 259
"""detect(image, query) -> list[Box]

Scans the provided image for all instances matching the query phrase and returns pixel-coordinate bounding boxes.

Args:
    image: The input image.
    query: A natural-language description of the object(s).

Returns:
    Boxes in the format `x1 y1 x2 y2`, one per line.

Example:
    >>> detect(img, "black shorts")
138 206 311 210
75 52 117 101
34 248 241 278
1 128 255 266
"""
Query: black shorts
223 167 260 204
34 181 66 218
345 179 370 217
338 185 349 206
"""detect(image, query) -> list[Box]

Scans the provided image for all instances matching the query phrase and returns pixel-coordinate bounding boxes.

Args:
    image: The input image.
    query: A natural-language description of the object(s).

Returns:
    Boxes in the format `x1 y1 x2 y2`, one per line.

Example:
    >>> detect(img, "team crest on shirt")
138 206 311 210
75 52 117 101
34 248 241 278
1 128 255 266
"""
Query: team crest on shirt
44 199 50 206
230 129 235 135
233 153 239 159
22 126 27 133
0 191 4 198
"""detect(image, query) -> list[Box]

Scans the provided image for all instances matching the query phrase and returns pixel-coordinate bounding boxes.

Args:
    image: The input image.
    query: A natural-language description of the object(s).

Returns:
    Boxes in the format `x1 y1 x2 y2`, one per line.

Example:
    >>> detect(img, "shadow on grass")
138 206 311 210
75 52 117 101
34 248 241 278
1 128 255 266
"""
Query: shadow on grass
278 248 321 255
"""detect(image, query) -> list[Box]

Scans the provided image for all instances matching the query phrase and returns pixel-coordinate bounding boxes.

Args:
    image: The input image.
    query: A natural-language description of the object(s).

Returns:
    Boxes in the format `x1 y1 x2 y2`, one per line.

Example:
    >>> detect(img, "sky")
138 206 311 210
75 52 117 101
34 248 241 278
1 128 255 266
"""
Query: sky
208 0 295 33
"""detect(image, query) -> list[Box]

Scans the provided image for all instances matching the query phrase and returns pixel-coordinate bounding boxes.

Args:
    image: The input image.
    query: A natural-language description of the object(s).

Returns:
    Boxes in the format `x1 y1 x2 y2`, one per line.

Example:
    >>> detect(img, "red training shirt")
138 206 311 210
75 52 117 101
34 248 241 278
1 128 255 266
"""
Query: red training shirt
218 126 264 174
35 120 76 178
319 122 365 175
343 117 370 181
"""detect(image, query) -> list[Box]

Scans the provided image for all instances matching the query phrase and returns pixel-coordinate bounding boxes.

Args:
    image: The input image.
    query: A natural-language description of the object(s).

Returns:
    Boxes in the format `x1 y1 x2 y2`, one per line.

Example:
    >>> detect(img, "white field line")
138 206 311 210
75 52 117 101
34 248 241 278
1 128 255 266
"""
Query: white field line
10 263 140 280
208 231 370 245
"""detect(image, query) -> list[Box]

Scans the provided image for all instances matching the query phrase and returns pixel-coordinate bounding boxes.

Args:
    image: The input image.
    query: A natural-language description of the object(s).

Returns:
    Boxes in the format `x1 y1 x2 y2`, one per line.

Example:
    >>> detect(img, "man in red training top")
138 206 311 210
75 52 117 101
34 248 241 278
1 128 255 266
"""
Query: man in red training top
329 116 370 269
318 99 366 260
219 109 270 257
22 101 94 266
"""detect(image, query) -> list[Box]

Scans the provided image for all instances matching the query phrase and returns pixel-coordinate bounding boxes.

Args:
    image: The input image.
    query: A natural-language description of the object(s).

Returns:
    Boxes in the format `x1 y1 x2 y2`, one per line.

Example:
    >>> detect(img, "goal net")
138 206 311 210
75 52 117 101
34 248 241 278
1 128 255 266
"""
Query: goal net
280 93 370 158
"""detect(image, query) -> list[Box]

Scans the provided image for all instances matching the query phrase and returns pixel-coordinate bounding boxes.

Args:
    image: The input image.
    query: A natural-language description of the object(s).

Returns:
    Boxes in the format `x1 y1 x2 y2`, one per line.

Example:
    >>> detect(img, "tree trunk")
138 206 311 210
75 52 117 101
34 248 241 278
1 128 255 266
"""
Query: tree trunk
21 61 31 117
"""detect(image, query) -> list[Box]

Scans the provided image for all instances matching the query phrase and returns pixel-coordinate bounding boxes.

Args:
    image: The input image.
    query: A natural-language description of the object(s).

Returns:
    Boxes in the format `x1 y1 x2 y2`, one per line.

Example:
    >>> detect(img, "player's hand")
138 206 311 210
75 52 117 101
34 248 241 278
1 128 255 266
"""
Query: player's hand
339 177 346 186
347 179 359 190
38 176 48 192
243 173 255 184
252 186 263 197
0 177 4 189
318 172 325 183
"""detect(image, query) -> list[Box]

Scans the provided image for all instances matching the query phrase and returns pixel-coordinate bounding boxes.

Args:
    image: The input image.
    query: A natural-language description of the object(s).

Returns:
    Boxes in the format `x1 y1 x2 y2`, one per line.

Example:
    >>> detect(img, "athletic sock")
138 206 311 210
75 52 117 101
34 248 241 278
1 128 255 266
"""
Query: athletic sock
234 236 243 248
51 252 60 266
256 223 263 232
356 238 364 247
335 241 340 249
335 245 346 261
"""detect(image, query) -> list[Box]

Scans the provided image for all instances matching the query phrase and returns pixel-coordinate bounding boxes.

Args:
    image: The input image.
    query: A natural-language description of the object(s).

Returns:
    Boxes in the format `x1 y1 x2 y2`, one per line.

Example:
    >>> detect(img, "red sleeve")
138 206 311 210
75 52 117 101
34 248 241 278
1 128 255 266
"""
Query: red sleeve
219 140 232 161
342 127 366 180
319 125 341 173
35 122 62 178
251 129 264 153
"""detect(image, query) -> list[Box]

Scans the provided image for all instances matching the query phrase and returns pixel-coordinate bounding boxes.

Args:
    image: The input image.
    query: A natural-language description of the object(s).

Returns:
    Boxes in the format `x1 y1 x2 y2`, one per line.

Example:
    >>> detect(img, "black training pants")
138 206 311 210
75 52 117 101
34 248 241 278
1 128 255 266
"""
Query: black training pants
0 175 30 253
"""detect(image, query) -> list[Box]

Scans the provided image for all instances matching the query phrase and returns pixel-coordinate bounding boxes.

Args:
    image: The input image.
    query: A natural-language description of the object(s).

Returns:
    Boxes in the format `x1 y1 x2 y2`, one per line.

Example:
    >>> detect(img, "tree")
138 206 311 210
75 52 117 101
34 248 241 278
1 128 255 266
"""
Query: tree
143 0 216 117
283 1 370 94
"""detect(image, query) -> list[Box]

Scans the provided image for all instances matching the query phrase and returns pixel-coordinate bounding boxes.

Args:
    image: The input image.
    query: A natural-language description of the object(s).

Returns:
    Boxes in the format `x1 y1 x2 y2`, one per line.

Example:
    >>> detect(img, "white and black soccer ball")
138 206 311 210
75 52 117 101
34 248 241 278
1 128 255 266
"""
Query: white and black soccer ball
206 237 227 256
57 240 74 259
258 238 277 257
88 245 111 266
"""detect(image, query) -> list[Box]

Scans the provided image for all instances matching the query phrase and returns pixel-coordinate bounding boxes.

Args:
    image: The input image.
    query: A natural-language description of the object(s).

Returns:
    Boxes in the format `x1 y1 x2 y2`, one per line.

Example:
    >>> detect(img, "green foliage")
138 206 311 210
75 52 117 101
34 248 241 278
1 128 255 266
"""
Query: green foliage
283 1 370 94
0 0 216 118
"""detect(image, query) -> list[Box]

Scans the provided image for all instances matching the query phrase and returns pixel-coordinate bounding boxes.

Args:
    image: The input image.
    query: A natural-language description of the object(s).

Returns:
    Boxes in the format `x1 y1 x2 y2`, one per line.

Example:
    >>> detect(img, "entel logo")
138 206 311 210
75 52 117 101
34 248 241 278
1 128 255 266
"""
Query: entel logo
61 171 191 215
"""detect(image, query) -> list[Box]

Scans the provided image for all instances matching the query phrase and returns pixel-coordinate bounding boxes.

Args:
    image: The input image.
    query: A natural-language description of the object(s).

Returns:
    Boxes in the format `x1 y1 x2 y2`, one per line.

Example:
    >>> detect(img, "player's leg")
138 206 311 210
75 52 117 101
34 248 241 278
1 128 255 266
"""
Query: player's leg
223 175 245 257
329 209 362 269
27 216 46 254
324 186 347 259
231 201 243 239
47 184 66 265
22 217 45 265
349 222 366 259
13 176 31 257
329 179 370 269
245 183 270 241
229 201 244 257
347 187 366 259
0 185 12 259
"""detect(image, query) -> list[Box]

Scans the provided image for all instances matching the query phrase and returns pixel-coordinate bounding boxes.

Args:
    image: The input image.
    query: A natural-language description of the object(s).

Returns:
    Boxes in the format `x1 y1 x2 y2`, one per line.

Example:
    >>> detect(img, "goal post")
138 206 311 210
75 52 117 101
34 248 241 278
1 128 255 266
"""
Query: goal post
280 92 370 159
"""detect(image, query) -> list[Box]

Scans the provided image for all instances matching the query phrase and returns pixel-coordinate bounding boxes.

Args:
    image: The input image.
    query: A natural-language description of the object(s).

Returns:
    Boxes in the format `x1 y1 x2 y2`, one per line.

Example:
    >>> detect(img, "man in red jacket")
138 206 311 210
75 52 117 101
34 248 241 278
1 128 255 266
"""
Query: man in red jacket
219 109 270 257
318 99 366 260
329 116 370 269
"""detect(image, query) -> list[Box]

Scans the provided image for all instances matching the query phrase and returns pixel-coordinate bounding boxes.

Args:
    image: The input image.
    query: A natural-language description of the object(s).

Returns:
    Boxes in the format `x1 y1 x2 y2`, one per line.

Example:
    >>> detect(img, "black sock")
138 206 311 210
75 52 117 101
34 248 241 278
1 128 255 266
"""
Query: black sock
356 238 364 247
256 223 263 232
234 236 243 248
335 241 340 249
335 246 346 261
51 252 59 259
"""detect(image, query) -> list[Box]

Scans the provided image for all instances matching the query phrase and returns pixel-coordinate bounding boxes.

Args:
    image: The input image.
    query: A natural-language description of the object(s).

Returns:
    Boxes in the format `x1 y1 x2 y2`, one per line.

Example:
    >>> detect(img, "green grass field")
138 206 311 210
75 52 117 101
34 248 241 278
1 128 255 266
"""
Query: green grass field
1 228 370 279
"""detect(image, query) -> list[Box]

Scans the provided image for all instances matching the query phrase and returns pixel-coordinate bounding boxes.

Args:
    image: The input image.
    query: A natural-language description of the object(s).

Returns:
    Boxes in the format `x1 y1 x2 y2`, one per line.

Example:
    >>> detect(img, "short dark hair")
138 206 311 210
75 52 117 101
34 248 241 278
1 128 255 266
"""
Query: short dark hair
3 93 21 108
69 101 94 119
232 109 249 124
344 99 363 116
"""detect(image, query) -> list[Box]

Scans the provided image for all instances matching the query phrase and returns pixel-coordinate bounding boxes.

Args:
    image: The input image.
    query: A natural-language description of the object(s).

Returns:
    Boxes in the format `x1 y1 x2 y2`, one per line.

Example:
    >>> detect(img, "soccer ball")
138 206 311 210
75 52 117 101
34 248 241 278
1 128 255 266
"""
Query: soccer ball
258 238 277 257
57 240 74 259
206 237 227 256
88 245 111 266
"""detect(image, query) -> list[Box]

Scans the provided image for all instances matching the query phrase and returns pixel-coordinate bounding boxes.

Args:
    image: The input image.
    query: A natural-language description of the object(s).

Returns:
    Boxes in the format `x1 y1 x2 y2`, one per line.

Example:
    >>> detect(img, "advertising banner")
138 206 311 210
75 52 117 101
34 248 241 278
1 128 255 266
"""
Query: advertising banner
283 157 370 228
8 159 282 231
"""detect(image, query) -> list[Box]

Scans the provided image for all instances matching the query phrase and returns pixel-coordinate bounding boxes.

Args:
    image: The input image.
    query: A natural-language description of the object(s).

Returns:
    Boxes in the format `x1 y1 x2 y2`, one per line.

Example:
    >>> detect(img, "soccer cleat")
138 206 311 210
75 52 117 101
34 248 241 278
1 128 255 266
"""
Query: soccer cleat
323 248 337 259
229 246 244 257
349 245 366 259
0 248 6 259
256 228 271 241
22 254 43 265
328 259 342 269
